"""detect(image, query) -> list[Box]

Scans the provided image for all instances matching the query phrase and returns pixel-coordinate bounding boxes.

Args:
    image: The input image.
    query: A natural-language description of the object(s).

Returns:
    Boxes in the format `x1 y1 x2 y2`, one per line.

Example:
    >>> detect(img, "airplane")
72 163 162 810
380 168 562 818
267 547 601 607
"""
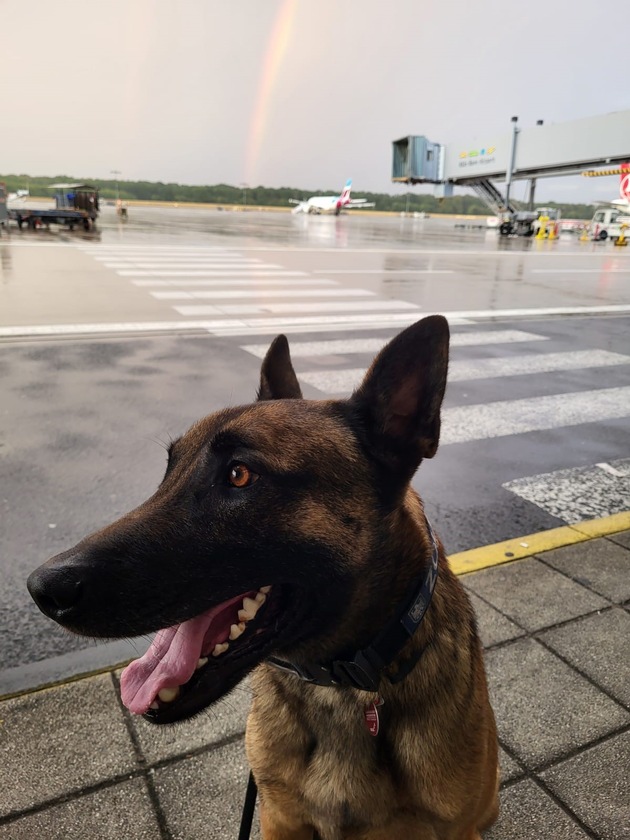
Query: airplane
289 179 375 215
7 189 29 202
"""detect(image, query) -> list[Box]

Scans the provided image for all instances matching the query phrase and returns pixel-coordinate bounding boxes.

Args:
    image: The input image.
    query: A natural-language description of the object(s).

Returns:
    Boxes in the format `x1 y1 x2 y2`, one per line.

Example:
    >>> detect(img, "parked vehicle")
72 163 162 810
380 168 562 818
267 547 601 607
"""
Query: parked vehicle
588 207 630 241
9 183 99 231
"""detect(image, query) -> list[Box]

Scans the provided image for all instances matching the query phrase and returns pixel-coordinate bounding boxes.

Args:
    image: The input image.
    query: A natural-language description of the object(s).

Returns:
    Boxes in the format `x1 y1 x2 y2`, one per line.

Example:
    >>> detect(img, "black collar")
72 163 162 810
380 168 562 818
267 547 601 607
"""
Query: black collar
267 520 439 693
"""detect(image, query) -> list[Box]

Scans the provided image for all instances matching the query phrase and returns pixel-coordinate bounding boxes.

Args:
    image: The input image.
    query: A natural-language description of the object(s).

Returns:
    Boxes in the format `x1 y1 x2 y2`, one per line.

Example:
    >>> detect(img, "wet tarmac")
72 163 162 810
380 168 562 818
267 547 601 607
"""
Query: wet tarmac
1 205 629 331
0 206 629 687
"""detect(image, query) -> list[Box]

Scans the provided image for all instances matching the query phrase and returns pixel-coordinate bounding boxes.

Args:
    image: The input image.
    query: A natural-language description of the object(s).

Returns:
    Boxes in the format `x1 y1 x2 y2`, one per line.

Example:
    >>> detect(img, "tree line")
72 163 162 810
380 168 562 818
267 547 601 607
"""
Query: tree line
0 173 597 219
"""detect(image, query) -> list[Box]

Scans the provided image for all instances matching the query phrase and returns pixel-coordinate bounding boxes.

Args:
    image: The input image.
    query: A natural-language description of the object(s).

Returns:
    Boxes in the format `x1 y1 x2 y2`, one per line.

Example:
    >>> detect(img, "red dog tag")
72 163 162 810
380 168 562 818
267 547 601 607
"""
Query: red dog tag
364 697 382 736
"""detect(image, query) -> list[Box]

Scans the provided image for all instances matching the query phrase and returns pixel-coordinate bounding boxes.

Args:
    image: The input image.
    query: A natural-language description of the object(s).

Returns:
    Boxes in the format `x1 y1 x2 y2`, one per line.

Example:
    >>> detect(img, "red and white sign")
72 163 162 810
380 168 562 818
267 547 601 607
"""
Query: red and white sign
620 163 630 201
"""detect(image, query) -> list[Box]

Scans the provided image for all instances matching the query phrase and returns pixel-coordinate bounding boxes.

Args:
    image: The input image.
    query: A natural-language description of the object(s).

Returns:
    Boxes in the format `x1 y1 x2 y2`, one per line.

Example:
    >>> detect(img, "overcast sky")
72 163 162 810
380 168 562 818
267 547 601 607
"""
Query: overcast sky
1 0 628 202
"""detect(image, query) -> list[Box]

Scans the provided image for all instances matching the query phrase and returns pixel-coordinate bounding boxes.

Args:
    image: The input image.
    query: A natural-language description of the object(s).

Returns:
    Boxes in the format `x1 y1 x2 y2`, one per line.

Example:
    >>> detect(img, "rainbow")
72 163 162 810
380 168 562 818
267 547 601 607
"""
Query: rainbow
245 0 298 185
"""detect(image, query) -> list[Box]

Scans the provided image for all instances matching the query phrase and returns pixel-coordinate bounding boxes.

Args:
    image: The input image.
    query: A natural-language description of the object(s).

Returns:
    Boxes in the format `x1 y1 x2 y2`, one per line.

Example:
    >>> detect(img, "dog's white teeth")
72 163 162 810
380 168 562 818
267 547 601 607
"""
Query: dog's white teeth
212 642 229 657
158 686 180 703
254 592 267 605
229 622 246 641
150 701 159 710
196 657 208 670
240 596 260 620
260 585 272 594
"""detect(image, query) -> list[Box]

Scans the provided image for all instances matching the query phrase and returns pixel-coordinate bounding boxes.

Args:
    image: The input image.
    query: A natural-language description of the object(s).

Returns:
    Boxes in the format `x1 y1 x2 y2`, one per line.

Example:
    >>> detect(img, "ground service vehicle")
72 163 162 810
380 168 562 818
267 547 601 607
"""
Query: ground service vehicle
9 183 99 231
588 207 630 241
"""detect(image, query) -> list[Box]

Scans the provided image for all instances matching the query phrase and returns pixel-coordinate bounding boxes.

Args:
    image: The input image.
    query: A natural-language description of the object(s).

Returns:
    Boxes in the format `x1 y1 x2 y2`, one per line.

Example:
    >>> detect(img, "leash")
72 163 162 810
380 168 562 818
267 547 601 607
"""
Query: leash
238 771 258 840
237 520 439 838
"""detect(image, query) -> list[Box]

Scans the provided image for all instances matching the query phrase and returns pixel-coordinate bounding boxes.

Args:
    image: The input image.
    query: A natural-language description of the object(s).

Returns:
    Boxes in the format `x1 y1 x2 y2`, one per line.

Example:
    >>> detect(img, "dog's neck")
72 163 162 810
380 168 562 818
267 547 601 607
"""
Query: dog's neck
268 487 441 690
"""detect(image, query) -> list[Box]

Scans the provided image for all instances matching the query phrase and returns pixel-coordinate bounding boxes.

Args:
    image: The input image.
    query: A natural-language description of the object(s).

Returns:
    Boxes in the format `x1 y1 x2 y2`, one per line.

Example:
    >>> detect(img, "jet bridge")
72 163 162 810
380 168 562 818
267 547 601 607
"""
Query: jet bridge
392 110 630 221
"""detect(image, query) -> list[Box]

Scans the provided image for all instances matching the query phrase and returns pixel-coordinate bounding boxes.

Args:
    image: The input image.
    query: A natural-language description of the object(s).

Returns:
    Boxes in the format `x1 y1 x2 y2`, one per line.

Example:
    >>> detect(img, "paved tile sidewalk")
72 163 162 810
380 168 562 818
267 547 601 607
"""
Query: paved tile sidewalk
1 531 628 839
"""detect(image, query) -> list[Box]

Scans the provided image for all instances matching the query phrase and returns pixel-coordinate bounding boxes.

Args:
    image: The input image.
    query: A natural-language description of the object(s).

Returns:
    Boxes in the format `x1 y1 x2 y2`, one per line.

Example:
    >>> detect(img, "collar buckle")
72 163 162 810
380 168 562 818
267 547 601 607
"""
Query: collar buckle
331 650 383 692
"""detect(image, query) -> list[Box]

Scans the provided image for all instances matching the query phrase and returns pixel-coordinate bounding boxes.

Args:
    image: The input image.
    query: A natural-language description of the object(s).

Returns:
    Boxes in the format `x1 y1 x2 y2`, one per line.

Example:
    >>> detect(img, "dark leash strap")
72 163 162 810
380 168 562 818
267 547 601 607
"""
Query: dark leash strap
238 771 258 840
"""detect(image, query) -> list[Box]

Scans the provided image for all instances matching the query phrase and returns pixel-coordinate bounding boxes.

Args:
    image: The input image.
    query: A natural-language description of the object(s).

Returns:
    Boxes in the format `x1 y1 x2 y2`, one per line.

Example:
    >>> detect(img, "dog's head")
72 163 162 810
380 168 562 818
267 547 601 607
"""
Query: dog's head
27 316 449 723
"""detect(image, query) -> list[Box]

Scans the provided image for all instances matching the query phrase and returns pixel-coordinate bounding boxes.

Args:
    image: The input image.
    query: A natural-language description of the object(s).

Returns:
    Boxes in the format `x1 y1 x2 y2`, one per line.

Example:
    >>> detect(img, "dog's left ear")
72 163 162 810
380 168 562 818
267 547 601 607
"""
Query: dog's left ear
349 315 449 477
257 334 303 401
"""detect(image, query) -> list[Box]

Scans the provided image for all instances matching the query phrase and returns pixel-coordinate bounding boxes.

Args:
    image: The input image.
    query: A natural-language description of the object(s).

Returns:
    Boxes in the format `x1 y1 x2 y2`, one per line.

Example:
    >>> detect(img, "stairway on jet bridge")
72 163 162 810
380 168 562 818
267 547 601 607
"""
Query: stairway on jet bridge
469 179 517 216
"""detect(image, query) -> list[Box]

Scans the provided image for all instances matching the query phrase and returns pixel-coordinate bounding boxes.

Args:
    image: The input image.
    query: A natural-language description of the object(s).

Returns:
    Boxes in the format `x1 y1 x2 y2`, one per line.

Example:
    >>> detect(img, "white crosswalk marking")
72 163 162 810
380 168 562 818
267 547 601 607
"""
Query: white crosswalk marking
503 458 630 523
117 269 309 277
40 242 630 532
133 278 338 287
94 256 262 262
103 262 277 270
241 330 549 359
94 257 266 264
151 288 375 301
72 245 630 340
296 350 630 395
441 387 630 445
173 300 420 317
74 244 446 335
237 325 630 515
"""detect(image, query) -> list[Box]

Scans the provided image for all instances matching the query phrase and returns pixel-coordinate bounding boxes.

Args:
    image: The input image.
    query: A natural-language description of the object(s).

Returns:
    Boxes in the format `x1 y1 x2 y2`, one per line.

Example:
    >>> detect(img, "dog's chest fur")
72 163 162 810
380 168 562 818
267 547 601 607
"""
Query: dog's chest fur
247 671 403 834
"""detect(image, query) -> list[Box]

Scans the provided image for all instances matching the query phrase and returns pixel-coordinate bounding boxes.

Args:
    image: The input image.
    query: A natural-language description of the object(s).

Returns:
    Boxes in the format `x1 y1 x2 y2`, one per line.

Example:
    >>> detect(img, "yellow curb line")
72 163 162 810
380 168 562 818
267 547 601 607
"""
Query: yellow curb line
450 511 630 576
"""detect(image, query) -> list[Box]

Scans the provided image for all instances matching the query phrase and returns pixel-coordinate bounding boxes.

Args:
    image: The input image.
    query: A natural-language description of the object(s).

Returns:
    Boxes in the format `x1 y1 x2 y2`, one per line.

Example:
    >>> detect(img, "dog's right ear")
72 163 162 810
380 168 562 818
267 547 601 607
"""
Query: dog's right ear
257 334 303 401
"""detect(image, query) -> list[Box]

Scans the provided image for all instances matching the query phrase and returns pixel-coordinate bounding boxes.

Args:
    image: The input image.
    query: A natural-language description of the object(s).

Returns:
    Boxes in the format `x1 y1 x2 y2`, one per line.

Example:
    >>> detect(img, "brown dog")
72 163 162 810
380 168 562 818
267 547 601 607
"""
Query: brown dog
28 315 498 839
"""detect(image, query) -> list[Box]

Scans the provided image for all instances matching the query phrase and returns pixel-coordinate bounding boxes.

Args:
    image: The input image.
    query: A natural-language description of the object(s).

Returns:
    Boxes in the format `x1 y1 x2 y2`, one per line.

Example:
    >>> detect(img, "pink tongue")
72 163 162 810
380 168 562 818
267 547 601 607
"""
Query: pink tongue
120 593 250 715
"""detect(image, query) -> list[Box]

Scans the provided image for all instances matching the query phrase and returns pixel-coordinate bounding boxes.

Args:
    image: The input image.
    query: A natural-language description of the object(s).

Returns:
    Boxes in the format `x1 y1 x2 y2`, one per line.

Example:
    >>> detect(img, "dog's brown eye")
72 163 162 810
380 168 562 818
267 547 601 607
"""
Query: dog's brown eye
228 463 258 488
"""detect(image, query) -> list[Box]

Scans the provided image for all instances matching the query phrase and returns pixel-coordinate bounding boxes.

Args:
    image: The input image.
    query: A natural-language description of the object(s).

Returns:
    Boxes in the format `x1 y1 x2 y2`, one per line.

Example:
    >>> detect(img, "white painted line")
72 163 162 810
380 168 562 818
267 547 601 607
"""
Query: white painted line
173 300 419 317
206 316 474 337
300 369 363 393
595 462 628 477
447 330 549 346
132 278 337 288
451 305 630 319
312 269 455 275
77 246 237 252
1 306 626 341
1 242 73 248
117 269 308 277
532 268 630 274
76 243 630 259
0 312 472 339
448 350 630 382
503 458 630 523
441 386 630 445
101 262 271 270
0 321 247 336
190 245 630 257
241 330 549 360
151 288 374 301
209 312 469 332
93 256 261 263
296 350 630 395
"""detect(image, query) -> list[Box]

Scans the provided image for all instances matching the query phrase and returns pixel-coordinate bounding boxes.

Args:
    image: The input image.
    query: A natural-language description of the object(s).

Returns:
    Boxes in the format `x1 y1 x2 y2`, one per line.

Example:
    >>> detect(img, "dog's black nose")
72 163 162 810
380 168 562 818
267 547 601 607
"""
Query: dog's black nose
27 566 83 619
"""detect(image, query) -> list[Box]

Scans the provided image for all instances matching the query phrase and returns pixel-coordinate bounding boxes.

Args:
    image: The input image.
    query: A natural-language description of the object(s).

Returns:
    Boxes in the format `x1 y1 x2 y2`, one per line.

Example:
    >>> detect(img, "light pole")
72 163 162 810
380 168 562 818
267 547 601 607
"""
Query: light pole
111 170 121 203
240 183 249 207
504 117 518 210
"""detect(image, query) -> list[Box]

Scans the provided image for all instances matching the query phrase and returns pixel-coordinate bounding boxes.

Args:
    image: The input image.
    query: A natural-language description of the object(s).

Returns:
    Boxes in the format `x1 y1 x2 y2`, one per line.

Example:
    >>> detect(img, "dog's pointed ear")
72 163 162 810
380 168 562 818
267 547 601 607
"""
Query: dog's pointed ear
349 316 449 476
257 334 303 401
